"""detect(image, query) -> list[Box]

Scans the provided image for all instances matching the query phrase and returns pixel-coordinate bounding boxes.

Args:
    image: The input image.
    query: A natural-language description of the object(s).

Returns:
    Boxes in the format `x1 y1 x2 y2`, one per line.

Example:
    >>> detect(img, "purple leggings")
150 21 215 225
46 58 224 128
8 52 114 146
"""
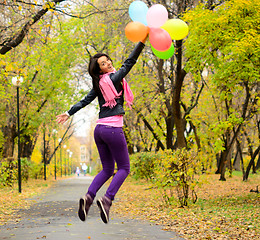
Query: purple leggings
87 124 130 200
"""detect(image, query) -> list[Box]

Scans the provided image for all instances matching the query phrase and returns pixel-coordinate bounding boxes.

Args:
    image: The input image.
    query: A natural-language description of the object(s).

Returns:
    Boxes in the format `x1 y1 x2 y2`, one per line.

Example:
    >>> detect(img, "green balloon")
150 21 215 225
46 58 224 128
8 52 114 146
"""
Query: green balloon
151 43 175 59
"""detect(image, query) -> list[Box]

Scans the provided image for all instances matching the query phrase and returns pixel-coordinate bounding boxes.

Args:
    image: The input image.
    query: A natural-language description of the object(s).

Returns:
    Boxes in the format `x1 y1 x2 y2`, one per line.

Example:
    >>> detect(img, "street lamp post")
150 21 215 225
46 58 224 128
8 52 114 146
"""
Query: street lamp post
67 149 70 175
70 151 73 174
67 150 72 175
58 138 62 177
43 127 46 181
12 76 23 193
63 145 67 176
52 129 58 180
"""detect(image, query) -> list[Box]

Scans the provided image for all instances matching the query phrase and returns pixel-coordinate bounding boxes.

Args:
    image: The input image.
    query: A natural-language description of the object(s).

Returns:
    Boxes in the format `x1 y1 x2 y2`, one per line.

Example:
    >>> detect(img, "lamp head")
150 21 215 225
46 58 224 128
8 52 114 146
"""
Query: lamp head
12 76 24 87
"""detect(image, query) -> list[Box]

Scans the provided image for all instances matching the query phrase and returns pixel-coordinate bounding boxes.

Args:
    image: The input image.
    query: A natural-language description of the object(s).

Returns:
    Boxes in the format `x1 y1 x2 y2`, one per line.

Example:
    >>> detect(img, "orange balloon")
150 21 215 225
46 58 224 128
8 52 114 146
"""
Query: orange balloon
125 22 149 42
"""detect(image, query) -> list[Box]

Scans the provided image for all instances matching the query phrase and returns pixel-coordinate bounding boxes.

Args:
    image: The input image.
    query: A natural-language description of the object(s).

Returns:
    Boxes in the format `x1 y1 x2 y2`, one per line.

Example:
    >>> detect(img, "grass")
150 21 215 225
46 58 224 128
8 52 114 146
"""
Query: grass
0 178 55 225
114 172 260 240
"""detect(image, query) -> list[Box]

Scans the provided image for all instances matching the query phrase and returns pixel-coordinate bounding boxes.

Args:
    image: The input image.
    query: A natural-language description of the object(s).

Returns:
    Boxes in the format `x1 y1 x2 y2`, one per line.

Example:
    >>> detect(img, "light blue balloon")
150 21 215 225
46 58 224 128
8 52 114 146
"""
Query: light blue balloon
129 1 148 26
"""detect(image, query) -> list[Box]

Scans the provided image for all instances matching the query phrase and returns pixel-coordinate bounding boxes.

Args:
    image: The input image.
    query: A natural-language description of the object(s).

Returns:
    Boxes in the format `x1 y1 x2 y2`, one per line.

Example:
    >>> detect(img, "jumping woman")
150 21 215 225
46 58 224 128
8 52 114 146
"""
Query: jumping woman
56 35 147 223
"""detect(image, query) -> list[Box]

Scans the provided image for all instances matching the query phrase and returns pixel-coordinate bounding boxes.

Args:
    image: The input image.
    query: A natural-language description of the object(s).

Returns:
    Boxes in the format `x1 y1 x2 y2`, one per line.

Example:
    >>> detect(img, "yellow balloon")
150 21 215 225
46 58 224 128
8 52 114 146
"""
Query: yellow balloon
161 19 189 40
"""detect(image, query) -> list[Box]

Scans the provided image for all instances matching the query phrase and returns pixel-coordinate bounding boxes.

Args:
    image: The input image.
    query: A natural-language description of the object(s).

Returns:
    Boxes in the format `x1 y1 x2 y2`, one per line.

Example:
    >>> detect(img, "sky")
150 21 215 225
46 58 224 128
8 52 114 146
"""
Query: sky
72 100 98 137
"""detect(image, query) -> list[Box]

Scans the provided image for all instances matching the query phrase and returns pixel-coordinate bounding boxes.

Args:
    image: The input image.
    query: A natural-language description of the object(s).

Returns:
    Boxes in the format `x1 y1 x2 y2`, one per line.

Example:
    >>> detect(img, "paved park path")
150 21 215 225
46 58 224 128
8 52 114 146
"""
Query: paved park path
0 176 184 240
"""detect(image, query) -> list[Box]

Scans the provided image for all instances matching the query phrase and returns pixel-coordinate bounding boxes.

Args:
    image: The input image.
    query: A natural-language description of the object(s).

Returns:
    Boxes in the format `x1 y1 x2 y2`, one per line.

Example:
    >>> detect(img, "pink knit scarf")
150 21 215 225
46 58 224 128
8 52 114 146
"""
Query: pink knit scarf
99 69 134 109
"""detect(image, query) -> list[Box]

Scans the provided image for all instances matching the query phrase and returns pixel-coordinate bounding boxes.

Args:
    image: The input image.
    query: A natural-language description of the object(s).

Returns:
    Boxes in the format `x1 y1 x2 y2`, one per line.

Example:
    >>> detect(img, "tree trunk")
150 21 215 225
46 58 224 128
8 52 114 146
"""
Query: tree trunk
219 130 235 180
166 113 174 149
137 110 165 150
215 153 221 174
219 150 228 181
256 152 260 170
123 123 134 154
173 40 186 149
252 160 256 174
190 121 201 149
240 152 245 178
233 138 243 171
243 145 260 181
20 134 38 158
233 151 239 170
226 140 234 176
157 57 174 150
1 125 16 158
1 110 16 158
218 123 244 180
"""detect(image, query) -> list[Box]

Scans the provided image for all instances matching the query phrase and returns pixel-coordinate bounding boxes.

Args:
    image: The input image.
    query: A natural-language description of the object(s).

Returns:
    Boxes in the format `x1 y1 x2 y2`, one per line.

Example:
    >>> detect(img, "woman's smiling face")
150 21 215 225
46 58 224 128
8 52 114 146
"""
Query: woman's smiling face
97 56 114 74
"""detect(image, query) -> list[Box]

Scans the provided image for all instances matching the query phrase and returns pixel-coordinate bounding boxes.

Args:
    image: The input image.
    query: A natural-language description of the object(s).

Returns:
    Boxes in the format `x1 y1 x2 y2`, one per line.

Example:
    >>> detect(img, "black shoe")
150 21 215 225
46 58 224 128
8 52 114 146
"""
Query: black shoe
78 194 93 221
97 196 112 224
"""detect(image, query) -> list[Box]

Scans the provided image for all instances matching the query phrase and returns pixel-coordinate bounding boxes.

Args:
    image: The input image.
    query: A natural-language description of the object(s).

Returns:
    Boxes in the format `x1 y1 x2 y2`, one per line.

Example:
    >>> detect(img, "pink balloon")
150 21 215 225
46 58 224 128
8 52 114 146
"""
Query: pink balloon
149 28 172 51
146 4 168 28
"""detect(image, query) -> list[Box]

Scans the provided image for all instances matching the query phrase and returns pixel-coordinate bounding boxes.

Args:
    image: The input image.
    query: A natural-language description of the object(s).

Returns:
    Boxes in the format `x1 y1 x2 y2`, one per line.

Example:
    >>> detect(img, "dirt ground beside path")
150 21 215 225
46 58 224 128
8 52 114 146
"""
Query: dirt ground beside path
115 173 260 240
0 177 184 240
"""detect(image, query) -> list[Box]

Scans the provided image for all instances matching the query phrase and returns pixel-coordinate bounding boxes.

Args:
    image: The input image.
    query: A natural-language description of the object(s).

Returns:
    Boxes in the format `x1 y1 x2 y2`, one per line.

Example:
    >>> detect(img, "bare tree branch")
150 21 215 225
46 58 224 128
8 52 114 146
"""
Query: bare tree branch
0 0 127 55
0 0 65 54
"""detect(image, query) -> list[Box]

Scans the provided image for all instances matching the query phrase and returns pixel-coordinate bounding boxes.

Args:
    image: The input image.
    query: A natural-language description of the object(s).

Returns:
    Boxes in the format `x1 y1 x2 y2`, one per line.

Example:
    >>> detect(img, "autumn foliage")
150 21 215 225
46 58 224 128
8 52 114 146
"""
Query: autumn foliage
130 149 199 207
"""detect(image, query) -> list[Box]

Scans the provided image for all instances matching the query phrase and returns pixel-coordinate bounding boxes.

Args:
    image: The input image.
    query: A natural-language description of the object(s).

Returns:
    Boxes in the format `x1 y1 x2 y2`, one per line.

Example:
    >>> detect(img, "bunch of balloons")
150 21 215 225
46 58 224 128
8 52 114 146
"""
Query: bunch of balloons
125 0 189 59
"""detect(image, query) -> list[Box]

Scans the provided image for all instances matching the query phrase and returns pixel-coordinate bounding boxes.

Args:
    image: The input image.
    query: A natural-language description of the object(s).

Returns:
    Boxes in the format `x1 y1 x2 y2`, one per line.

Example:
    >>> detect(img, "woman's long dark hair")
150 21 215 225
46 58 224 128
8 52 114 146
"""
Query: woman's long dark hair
88 53 112 93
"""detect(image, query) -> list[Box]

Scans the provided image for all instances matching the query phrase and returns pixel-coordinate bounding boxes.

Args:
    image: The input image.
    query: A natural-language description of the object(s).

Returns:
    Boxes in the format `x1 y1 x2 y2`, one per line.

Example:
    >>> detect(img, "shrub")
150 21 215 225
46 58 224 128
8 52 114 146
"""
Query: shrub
154 149 199 207
0 157 45 188
130 149 200 207
130 151 159 180
28 161 44 179
0 157 17 187
21 158 30 181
